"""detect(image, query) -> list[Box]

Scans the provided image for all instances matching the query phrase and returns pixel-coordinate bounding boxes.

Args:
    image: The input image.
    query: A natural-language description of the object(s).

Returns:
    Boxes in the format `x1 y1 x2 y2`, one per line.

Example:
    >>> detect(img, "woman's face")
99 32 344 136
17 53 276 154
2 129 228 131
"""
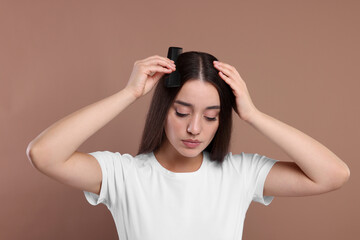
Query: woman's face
164 79 220 158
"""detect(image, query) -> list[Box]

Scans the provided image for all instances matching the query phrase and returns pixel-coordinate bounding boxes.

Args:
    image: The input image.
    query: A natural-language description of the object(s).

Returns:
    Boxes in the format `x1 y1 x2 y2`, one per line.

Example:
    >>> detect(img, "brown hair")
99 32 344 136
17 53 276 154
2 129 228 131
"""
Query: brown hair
137 51 237 165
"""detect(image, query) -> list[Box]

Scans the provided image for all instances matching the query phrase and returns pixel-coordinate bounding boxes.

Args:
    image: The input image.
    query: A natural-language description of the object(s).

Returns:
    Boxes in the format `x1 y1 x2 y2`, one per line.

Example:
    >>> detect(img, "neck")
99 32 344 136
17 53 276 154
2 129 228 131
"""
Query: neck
154 139 204 173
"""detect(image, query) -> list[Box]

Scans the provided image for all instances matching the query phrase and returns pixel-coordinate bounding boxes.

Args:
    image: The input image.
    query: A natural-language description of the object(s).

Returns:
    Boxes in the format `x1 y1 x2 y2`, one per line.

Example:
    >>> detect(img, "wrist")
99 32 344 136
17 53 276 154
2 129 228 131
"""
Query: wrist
122 88 139 102
243 108 262 124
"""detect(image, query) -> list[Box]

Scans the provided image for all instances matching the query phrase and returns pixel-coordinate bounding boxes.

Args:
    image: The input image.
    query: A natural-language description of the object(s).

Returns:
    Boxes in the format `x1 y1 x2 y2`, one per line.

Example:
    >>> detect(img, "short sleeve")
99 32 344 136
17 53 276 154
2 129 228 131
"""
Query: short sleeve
83 151 121 209
242 153 279 206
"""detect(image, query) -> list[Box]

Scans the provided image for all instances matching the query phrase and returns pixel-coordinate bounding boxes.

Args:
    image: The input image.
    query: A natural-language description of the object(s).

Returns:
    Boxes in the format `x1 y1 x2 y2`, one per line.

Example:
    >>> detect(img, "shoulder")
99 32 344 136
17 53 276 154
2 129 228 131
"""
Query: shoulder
223 152 277 173
89 150 144 169
88 151 162 168
207 152 246 173
206 152 266 178
227 152 273 163
222 151 249 165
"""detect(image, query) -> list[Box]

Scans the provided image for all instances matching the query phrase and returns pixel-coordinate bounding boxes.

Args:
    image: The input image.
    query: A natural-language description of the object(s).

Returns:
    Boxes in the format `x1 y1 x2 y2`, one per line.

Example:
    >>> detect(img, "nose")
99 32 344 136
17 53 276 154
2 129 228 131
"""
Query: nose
186 114 202 135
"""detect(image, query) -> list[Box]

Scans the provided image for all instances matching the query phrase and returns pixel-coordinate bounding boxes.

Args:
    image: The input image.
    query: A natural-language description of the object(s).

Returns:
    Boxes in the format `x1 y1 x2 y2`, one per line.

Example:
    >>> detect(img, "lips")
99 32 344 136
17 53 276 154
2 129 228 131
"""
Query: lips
182 140 201 148
183 139 201 143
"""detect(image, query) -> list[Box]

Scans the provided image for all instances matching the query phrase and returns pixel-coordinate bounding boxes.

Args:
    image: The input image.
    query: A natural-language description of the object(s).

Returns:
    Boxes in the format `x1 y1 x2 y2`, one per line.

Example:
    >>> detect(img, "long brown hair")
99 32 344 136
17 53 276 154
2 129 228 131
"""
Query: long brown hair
137 51 237 165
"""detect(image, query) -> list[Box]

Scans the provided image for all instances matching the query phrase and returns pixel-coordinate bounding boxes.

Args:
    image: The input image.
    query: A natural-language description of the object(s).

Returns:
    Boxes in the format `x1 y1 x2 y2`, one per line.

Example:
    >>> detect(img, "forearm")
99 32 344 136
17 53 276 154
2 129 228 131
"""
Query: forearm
245 110 350 187
27 88 137 166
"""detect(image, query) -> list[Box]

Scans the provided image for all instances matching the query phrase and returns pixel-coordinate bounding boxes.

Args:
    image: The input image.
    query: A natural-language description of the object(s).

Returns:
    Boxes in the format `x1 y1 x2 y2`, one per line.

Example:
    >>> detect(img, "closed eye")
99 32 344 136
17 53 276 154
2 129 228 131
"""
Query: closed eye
205 117 217 121
175 111 217 121
175 111 187 117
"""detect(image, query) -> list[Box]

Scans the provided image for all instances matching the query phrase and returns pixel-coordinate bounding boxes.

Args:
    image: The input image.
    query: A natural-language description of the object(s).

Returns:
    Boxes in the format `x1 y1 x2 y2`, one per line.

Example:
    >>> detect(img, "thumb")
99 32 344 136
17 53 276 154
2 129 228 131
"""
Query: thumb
142 72 165 94
151 71 167 83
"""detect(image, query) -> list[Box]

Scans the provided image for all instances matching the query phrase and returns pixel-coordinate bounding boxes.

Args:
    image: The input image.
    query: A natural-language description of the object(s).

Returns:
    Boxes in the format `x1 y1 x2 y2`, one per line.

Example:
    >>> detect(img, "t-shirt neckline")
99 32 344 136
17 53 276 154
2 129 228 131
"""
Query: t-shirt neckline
150 151 208 178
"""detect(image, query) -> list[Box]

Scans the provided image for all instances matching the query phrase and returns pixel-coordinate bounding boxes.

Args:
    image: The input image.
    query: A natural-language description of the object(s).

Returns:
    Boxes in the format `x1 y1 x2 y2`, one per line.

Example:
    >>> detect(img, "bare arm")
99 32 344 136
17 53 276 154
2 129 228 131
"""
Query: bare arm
212 60 350 197
26 55 175 194
27 88 137 168
27 55 175 166
246 110 350 195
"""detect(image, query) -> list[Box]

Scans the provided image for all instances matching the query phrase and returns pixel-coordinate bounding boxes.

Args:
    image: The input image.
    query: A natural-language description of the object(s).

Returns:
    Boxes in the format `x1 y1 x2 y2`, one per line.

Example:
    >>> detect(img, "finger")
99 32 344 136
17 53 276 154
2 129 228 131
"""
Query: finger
218 71 239 96
214 63 233 79
145 55 175 66
143 57 176 71
214 62 236 75
219 71 231 81
215 61 234 70
146 65 174 75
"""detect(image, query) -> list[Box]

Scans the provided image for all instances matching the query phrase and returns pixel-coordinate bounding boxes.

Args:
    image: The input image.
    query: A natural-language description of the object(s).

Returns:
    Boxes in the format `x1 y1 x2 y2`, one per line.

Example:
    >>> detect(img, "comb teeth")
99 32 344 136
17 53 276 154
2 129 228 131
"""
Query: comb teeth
164 47 183 88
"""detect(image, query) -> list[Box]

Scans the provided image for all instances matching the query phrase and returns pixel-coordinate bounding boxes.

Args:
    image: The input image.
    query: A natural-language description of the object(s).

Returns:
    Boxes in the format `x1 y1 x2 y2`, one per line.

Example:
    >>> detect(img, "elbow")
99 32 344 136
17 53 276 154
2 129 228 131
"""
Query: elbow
330 165 351 190
26 144 38 169
340 165 351 186
26 143 44 170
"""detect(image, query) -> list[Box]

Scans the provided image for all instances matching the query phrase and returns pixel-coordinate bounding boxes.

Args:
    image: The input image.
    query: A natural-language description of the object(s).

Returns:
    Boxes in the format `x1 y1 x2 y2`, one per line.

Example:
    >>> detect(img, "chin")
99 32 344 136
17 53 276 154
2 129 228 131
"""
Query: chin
177 146 203 158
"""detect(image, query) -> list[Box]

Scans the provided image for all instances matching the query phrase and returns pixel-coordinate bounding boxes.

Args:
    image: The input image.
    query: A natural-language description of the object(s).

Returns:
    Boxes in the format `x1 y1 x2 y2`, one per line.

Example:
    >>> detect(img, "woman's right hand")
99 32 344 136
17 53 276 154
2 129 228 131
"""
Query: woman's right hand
124 55 176 99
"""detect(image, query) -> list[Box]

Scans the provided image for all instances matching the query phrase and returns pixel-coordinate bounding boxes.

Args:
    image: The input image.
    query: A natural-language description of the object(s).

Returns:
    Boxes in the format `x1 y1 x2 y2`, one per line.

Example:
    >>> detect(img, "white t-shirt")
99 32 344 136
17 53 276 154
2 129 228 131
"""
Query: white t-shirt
83 150 278 240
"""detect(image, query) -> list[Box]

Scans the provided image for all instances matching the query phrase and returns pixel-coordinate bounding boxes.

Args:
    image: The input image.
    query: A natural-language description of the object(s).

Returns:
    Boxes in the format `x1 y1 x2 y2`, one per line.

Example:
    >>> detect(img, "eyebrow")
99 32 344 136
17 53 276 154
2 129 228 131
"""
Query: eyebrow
174 100 220 110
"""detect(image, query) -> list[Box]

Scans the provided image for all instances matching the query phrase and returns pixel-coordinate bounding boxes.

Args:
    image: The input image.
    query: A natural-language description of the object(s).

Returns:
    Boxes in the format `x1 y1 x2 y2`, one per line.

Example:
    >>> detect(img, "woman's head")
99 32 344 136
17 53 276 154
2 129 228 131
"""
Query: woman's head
137 51 237 164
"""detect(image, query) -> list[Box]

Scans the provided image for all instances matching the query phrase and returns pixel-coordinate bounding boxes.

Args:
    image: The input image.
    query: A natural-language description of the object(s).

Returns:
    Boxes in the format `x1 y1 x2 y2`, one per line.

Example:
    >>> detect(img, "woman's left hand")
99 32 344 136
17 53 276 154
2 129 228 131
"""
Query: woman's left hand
213 60 259 122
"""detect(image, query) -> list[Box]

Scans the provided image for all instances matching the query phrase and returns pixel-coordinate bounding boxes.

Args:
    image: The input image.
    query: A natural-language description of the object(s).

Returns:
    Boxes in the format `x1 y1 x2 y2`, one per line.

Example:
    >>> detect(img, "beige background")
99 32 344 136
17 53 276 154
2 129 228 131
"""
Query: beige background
1 0 359 239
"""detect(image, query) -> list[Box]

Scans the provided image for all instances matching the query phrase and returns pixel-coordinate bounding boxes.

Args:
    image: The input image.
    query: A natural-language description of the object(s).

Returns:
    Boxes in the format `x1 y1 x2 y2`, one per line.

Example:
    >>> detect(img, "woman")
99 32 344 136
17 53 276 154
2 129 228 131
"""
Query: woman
27 51 350 240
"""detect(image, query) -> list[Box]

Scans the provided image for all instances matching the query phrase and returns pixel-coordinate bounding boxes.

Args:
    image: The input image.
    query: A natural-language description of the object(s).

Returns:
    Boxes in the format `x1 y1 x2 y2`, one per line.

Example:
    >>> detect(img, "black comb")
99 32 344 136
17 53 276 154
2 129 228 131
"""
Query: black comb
164 47 183 87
